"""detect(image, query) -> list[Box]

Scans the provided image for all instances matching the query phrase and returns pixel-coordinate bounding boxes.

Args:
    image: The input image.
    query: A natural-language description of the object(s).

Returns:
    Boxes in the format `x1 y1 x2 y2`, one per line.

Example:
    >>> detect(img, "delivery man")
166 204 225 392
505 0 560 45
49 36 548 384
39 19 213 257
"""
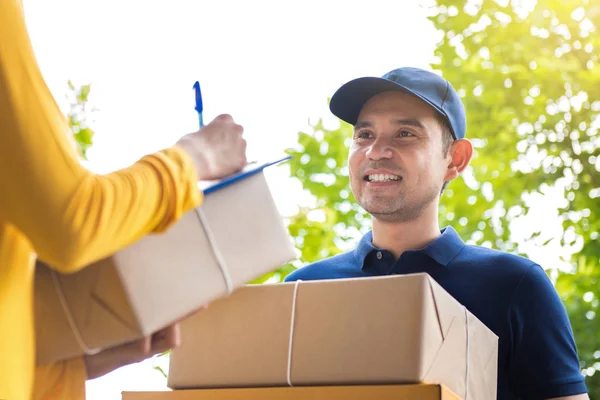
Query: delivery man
285 67 589 400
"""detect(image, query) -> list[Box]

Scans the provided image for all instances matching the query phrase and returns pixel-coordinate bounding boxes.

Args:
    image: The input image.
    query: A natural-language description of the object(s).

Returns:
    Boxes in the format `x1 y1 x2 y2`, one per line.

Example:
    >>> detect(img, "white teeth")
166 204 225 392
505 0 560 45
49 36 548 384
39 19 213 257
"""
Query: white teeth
368 174 400 182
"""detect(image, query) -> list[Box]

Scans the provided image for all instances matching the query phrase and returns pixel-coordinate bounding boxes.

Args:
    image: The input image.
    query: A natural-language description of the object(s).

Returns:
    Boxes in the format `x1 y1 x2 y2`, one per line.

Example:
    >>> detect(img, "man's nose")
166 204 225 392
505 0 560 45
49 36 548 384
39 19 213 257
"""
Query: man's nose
366 137 394 160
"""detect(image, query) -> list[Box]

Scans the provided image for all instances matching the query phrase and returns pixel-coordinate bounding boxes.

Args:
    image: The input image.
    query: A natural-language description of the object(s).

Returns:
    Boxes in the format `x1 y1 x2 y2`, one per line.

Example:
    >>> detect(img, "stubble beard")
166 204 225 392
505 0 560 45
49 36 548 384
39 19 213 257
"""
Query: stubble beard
356 184 440 223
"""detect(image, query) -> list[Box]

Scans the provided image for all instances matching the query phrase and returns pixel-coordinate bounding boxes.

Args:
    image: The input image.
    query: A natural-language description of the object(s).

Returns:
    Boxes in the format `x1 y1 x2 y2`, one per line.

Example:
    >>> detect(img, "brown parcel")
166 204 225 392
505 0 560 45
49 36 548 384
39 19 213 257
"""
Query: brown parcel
169 274 498 400
34 169 296 365
122 384 460 400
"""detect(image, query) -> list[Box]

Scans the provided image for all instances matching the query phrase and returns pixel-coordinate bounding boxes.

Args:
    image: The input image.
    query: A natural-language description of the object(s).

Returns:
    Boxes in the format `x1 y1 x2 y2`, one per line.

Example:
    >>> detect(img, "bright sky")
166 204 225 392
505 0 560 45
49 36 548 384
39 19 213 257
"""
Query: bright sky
21 1 572 398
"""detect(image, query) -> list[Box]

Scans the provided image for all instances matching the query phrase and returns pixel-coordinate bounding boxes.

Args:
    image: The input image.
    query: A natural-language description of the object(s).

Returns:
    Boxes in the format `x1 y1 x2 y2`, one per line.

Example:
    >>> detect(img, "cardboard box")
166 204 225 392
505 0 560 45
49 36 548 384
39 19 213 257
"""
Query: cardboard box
34 159 296 365
121 384 460 400
168 274 498 400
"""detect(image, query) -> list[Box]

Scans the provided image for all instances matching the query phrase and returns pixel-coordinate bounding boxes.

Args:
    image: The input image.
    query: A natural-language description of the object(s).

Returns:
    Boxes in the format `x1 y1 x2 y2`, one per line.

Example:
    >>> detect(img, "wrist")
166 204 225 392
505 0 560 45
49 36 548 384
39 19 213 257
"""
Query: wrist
84 346 137 380
83 353 98 380
175 140 210 181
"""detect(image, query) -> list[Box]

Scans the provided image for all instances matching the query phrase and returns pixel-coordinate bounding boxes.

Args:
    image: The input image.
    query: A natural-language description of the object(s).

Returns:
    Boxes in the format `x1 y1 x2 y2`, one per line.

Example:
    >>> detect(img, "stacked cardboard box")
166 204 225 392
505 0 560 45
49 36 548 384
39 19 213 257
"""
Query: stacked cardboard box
158 273 498 400
35 160 296 365
122 383 461 399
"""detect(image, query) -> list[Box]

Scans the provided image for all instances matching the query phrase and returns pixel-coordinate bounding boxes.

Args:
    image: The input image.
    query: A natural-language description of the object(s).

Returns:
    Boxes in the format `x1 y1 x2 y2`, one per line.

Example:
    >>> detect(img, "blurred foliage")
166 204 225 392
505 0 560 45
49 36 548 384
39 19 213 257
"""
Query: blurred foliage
284 120 371 263
272 0 600 395
67 80 96 160
429 0 600 394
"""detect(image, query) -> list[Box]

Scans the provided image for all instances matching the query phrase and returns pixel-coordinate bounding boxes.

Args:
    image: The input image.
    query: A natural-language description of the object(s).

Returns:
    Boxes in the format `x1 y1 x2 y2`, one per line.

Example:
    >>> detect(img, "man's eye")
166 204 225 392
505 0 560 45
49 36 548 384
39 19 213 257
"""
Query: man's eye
357 131 373 139
398 130 414 137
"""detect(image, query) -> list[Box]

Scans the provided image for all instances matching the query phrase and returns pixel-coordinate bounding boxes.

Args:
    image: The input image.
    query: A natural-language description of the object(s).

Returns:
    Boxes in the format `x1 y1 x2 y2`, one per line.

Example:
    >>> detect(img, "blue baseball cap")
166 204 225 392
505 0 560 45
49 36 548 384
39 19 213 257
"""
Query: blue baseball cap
329 67 466 140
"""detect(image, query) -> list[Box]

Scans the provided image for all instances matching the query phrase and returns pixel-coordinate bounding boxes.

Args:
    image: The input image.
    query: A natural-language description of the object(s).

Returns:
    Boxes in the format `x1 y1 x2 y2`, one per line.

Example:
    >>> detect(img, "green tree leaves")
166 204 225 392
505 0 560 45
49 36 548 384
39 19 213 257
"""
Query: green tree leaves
67 80 96 160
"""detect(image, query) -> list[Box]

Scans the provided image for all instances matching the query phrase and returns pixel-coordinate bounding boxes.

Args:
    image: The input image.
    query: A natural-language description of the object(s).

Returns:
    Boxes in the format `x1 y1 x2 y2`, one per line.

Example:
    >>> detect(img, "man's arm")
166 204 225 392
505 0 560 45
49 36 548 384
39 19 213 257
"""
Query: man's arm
508 263 588 399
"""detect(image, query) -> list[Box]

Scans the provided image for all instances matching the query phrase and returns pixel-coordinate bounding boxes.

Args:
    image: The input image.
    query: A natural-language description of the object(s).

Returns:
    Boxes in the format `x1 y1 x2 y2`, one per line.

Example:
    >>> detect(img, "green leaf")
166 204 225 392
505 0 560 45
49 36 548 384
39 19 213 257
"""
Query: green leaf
66 82 96 160
153 365 167 379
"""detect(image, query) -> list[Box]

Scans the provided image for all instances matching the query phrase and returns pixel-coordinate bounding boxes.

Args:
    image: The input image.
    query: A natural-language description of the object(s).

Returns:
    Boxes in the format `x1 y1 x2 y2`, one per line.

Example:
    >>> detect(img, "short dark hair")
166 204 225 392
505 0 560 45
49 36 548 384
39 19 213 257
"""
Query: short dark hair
437 114 455 194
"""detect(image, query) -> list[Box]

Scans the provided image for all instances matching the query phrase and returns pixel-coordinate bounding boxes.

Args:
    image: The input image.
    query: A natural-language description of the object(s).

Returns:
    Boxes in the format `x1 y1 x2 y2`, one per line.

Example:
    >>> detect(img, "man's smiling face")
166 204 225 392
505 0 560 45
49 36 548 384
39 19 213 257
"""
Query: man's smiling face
348 90 451 223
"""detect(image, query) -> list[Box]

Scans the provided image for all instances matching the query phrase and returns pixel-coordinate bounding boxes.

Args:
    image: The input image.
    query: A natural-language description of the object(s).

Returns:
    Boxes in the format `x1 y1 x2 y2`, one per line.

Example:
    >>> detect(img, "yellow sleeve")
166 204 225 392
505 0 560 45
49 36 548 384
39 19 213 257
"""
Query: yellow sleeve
0 0 203 272
33 358 87 400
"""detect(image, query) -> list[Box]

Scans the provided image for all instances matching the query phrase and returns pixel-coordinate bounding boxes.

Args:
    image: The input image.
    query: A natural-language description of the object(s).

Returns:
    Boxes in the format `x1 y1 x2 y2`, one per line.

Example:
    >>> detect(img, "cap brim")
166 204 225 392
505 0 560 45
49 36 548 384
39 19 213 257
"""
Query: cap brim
329 76 446 126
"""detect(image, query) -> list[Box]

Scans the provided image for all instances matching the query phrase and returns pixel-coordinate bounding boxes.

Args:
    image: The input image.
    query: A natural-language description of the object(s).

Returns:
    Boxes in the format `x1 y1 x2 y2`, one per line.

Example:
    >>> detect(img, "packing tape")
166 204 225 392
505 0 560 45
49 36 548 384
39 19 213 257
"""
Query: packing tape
49 268 94 355
286 279 302 387
194 208 234 294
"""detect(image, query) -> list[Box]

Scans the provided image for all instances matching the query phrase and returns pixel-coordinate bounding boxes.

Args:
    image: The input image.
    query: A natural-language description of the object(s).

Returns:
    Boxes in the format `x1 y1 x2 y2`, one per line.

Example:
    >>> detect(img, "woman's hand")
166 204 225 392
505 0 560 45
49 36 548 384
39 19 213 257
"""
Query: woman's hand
84 323 180 380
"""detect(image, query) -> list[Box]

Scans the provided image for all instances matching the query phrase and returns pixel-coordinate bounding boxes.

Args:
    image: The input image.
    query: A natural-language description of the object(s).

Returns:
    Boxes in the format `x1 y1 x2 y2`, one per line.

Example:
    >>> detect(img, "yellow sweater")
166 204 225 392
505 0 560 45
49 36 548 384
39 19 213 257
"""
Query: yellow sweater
0 1 203 399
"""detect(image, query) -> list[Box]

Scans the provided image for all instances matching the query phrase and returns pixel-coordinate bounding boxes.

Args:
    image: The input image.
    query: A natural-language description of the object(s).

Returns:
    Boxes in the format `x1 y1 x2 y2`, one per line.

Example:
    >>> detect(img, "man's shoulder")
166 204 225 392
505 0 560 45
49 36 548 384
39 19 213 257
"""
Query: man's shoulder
284 251 362 282
456 244 561 302
458 242 539 272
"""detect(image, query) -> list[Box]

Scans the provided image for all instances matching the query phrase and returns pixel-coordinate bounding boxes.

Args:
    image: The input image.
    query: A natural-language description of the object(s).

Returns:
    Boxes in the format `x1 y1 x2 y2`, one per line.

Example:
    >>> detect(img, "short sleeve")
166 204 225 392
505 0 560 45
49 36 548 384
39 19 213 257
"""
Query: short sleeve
508 263 587 398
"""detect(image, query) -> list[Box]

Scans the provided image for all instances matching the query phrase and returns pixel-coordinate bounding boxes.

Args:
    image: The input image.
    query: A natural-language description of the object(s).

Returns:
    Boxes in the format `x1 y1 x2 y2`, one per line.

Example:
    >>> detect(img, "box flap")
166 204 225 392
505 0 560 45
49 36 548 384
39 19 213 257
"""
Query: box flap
199 156 290 195
418 275 467 398
424 275 464 339
423 275 499 400
466 311 499 400
422 314 467 399
35 263 86 364
56 258 141 349
34 260 140 364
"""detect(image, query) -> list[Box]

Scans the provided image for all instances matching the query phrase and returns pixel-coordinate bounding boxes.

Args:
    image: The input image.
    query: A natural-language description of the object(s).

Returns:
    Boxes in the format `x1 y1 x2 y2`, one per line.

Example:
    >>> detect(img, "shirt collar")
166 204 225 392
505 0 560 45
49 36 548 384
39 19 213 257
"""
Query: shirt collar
354 225 465 269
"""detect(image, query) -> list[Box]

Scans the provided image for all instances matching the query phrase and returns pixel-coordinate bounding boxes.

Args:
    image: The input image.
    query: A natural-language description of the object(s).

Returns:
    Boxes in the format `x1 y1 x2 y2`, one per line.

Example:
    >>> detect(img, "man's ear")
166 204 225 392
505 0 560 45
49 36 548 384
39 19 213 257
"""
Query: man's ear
444 138 473 181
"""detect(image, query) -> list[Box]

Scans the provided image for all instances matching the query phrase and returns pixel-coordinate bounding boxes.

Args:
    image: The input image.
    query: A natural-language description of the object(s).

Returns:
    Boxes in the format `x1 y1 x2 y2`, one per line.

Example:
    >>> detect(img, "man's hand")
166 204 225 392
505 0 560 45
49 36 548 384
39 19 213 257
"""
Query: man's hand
84 323 181 380
176 114 247 181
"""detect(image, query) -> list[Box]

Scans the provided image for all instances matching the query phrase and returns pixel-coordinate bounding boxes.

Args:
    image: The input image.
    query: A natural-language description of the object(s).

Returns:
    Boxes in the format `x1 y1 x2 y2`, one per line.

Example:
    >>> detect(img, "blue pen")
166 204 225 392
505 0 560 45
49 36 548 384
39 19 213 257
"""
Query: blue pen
193 81 204 128
193 80 260 167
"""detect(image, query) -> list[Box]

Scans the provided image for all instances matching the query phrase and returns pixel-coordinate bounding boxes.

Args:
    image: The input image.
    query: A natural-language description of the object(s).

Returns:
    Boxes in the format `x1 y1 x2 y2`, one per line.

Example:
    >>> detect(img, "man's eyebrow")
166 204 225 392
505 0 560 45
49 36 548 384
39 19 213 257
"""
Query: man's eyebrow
392 119 426 129
354 121 373 131
354 119 426 131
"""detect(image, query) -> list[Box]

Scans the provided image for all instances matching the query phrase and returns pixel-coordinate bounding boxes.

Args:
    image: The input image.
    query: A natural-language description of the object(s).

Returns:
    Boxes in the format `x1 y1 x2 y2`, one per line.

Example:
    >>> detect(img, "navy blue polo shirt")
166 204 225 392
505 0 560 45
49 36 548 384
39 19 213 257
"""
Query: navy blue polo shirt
284 226 587 399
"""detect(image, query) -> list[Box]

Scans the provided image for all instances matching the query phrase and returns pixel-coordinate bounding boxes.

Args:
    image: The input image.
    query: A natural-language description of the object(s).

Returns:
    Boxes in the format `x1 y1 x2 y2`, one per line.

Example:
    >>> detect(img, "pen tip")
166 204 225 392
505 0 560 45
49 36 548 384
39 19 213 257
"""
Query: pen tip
193 81 203 114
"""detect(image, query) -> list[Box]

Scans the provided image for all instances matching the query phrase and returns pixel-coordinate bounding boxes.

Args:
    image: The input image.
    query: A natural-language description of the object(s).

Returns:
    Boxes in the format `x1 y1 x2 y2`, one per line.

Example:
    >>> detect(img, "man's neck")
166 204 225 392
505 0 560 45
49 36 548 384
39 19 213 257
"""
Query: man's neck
371 206 441 260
